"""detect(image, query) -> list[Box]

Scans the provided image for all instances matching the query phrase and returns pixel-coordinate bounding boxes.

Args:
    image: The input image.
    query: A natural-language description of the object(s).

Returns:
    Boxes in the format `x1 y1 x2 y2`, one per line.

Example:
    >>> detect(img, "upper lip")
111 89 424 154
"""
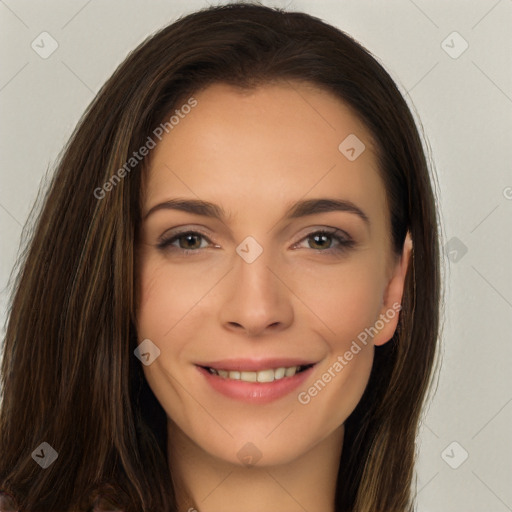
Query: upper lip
196 358 317 372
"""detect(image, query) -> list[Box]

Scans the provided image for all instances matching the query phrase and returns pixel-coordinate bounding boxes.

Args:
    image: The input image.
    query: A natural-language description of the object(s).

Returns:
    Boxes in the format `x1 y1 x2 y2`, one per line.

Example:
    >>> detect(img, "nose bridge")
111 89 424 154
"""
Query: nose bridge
218 236 293 335
236 237 280 309
237 244 274 296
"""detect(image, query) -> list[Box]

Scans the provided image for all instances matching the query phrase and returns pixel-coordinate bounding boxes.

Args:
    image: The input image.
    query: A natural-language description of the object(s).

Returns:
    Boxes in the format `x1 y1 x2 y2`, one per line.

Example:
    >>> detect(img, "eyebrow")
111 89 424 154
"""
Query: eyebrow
143 197 370 228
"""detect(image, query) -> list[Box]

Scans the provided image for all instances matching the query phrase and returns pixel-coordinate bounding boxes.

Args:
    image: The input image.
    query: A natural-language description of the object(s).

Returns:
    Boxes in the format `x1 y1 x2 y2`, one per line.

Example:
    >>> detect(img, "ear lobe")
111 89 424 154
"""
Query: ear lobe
373 231 413 347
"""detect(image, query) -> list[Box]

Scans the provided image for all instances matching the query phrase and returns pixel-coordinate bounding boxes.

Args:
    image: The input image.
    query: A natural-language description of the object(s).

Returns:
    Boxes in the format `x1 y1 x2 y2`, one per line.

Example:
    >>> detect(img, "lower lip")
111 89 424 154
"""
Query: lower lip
196 365 315 404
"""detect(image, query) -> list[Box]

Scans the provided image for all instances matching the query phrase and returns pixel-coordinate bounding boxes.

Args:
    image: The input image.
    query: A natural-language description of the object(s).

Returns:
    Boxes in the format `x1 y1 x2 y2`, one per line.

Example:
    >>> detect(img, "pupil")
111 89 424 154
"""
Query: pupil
182 234 200 249
311 234 330 249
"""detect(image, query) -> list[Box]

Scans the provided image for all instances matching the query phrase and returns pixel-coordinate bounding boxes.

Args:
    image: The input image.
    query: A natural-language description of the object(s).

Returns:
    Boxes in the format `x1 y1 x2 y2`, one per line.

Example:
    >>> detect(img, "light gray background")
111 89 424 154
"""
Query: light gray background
1 1 511 510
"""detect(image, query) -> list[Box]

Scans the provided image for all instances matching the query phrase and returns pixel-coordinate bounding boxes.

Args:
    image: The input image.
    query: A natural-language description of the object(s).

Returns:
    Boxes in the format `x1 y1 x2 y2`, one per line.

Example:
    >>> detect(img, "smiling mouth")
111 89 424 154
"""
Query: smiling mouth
200 364 314 383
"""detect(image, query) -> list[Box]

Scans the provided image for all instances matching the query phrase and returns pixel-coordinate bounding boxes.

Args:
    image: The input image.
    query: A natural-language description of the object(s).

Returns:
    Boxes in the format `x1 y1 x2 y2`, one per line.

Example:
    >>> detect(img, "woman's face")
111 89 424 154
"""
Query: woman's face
135 81 410 467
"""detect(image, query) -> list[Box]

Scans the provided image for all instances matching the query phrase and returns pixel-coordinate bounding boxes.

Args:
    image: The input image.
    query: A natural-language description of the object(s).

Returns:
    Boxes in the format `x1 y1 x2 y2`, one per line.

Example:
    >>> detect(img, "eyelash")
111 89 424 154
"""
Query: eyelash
156 228 355 255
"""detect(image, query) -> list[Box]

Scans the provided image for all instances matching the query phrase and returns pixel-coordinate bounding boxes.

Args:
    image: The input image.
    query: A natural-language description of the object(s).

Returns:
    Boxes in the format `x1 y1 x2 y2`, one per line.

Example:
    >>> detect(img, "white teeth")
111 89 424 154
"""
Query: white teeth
210 365 307 382
274 367 285 379
256 369 275 383
285 366 297 377
240 371 257 382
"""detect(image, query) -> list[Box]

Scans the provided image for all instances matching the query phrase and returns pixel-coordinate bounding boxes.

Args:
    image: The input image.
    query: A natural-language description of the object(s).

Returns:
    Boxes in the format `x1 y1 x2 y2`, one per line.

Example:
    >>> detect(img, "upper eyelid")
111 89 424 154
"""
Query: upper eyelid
159 223 351 237
158 225 216 240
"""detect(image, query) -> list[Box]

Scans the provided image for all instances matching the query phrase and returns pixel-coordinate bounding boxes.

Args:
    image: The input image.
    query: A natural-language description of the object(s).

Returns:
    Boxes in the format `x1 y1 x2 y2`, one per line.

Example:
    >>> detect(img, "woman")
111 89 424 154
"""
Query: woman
0 2 441 511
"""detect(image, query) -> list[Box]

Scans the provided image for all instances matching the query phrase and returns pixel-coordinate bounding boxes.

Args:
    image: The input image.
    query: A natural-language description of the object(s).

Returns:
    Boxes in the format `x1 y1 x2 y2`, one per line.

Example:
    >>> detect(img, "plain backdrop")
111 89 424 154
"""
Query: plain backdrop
1 1 511 510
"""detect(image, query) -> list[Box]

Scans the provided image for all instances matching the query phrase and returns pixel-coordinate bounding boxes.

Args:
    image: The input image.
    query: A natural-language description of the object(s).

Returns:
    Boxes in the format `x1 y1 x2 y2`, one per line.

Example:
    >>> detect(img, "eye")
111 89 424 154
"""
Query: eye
294 229 355 253
156 228 355 255
157 230 213 254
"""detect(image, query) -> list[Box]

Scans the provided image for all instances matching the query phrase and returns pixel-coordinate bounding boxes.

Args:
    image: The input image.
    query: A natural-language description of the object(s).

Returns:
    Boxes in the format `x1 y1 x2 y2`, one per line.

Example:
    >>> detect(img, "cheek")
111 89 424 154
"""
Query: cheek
135 253 231 404
285 258 384 431
289 256 385 344
300 344 374 441
136 254 223 341
135 256 213 431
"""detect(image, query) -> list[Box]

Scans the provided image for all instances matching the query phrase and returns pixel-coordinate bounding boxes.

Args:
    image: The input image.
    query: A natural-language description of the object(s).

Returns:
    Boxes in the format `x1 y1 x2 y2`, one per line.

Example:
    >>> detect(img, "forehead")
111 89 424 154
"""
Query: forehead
142 81 388 230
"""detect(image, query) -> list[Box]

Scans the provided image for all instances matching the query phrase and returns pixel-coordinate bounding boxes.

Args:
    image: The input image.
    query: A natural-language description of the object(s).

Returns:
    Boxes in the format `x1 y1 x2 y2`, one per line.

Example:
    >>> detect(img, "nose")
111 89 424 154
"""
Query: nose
218 246 294 337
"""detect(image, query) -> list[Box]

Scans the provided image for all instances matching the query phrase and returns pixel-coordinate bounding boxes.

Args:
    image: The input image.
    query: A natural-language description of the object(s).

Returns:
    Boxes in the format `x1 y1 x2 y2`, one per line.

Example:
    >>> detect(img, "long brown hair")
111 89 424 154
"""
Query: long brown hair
0 3 441 511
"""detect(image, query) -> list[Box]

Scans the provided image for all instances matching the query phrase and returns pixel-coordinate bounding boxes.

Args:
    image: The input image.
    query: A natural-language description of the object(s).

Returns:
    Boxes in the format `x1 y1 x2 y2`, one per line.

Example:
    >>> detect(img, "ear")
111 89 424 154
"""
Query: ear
373 231 413 347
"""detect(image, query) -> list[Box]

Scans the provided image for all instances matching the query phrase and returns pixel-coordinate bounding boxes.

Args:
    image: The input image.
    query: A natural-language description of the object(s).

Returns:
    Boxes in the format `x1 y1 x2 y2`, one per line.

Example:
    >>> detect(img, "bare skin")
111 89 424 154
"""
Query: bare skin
135 81 412 512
